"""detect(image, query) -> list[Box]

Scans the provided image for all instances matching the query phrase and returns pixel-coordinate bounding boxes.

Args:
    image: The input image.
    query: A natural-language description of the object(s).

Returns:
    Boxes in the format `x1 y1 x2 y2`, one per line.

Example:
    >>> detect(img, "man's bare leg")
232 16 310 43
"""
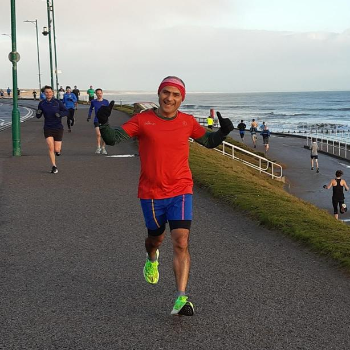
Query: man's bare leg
145 232 165 261
171 228 190 293
46 137 56 166
54 141 62 154
95 127 101 149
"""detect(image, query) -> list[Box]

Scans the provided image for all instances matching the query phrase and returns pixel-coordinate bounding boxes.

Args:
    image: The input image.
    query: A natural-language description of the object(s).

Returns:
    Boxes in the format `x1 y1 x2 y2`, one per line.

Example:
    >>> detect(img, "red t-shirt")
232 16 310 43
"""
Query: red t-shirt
122 109 206 199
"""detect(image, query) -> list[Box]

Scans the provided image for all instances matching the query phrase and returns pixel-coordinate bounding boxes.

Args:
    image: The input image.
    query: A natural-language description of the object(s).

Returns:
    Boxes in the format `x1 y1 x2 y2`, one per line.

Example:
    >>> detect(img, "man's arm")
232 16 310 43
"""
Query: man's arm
58 100 69 117
87 102 94 120
96 100 132 145
36 102 43 118
194 130 227 148
72 94 77 107
100 125 131 145
194 111 233 148
323 180 334 189
343 180 349 191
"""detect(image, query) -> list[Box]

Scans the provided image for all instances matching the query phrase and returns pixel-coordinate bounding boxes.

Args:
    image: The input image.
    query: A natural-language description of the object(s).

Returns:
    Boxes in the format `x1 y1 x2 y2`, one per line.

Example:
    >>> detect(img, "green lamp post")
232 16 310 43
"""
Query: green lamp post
9 0 21 156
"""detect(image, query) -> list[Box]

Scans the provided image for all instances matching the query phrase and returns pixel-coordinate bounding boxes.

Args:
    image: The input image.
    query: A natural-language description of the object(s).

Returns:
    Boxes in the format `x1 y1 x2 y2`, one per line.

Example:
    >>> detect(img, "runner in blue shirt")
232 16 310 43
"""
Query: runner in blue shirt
87 88 109 154
40 88 45 101
63 86 77 132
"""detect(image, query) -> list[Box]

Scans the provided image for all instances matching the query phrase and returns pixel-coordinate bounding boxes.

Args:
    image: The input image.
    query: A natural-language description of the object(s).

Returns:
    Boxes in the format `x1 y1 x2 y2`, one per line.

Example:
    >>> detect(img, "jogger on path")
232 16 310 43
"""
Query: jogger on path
323 170 349 220
310 139 319 173
36 85 69 174
87 88 109 155
97 76 234 316
63 86 78 132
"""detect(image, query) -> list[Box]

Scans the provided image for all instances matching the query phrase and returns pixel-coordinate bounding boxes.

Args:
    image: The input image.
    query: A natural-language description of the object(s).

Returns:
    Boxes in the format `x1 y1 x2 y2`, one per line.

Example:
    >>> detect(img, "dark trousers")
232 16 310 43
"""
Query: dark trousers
67 108 75 129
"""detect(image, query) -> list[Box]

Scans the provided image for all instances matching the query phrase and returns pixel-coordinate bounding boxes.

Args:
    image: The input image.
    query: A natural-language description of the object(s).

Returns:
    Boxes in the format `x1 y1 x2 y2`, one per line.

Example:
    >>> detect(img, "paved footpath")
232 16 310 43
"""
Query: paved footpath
1 106 350 349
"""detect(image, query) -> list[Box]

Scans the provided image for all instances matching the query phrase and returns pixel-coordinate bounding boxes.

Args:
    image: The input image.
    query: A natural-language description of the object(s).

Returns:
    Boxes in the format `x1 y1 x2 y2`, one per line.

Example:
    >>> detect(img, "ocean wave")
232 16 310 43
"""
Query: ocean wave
306 107 350 111
182 104 256 110
264 112 311 117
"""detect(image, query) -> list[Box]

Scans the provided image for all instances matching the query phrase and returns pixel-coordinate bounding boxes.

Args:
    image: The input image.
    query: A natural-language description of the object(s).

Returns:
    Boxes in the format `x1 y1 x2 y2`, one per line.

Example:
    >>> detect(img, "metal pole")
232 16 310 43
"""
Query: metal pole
24 20 42 93
46 0 54 89
51 0 59 98
35 20 42 91
10 0 21 156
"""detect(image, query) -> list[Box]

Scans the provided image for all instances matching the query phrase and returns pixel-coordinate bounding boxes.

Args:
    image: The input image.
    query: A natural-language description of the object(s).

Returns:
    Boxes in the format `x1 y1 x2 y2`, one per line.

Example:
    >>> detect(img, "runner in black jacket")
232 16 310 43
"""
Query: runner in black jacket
36 85 69 173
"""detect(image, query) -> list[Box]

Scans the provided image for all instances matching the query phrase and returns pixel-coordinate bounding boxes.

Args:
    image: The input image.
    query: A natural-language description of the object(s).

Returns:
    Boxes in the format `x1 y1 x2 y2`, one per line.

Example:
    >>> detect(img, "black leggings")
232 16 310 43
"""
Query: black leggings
67 108 75 129
332 198 344 214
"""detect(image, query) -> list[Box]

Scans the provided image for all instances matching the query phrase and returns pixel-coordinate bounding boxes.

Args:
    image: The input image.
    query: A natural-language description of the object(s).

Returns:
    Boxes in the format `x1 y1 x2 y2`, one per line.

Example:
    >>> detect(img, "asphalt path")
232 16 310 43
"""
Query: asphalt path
1 107 350 349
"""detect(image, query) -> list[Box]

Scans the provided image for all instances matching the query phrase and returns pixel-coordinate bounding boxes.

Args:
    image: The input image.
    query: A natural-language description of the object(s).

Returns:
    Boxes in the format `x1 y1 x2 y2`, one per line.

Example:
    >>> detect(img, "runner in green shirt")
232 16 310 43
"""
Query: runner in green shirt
87 85 95 103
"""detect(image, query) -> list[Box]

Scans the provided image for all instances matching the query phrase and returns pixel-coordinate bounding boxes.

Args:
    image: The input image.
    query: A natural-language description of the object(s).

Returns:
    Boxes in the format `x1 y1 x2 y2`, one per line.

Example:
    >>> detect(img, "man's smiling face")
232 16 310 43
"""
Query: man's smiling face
158 86 182 118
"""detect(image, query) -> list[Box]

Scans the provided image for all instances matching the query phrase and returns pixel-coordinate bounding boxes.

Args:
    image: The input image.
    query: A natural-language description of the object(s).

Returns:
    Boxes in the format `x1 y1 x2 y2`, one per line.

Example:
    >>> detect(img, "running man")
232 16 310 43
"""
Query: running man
97 76 234 316
36 85 69 174
87 88 108 154
87 85 95 103
63 86 78 132
310 138 319 173
6 87 11 97
323 170 349 220
72 85 80 101
261 125 271 155
58 87 65 102
237 120 246 141
259 121 266 131
250 118 258 148
32 90 37 100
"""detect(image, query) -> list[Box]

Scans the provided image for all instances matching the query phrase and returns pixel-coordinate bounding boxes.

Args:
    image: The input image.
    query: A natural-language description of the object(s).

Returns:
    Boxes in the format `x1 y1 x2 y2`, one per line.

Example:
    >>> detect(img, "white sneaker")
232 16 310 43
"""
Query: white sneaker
95 147 101 154
101 147 108 155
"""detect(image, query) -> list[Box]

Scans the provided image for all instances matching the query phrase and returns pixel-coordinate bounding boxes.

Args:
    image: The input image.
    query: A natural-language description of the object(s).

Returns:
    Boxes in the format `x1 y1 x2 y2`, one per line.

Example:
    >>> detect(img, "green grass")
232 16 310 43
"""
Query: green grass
114 105 134 114
189 142 350 270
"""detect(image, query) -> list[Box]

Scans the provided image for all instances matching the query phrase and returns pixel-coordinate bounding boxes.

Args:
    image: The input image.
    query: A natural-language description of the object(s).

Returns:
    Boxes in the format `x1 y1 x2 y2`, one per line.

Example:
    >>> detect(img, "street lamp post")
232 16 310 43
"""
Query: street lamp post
43 1 54 89
51 0 59 98
9 0 21 156
24 20 42 93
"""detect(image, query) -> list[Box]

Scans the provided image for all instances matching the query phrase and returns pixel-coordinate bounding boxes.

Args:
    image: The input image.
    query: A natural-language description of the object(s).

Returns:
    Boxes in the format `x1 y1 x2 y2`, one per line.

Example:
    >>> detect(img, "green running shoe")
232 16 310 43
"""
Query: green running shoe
143 249 159 284
170 296 194 316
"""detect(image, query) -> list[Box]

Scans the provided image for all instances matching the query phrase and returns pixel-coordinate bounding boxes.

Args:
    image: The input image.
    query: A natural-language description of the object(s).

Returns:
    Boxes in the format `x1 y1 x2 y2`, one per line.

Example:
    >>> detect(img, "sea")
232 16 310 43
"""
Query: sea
1 91 349 132
102 90 350 132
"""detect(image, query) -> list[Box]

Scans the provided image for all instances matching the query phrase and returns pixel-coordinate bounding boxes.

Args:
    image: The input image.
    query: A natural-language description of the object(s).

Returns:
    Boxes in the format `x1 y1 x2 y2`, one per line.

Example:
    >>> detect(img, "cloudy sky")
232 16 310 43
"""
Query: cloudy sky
1 0 350 92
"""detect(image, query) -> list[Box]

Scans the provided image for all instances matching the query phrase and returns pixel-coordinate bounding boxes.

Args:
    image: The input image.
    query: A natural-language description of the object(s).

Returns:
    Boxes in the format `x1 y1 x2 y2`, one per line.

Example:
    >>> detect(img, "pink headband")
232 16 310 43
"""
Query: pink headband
158 77 186 101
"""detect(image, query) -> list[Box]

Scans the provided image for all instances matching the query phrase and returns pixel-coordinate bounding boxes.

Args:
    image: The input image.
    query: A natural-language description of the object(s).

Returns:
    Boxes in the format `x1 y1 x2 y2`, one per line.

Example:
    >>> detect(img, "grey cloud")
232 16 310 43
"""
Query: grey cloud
1 1 349 92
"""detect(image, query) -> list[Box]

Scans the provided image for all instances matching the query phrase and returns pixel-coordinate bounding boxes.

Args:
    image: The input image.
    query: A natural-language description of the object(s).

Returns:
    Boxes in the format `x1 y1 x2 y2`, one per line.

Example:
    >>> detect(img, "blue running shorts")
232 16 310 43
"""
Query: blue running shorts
140 194 192 235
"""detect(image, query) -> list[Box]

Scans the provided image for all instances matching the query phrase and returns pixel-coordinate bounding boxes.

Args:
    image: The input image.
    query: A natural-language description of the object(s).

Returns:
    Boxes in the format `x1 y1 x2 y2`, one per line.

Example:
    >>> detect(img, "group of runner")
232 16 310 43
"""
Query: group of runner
36 85 110 173
0 87 12 97
236 119 271 154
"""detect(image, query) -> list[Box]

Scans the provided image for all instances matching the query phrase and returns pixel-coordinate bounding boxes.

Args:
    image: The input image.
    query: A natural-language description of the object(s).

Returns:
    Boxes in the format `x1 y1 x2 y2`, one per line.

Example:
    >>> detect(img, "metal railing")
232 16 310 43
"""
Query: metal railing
191 138 283 180
215 141 283 179
274 126 350 142
305 128 350 142
306 134 350 160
